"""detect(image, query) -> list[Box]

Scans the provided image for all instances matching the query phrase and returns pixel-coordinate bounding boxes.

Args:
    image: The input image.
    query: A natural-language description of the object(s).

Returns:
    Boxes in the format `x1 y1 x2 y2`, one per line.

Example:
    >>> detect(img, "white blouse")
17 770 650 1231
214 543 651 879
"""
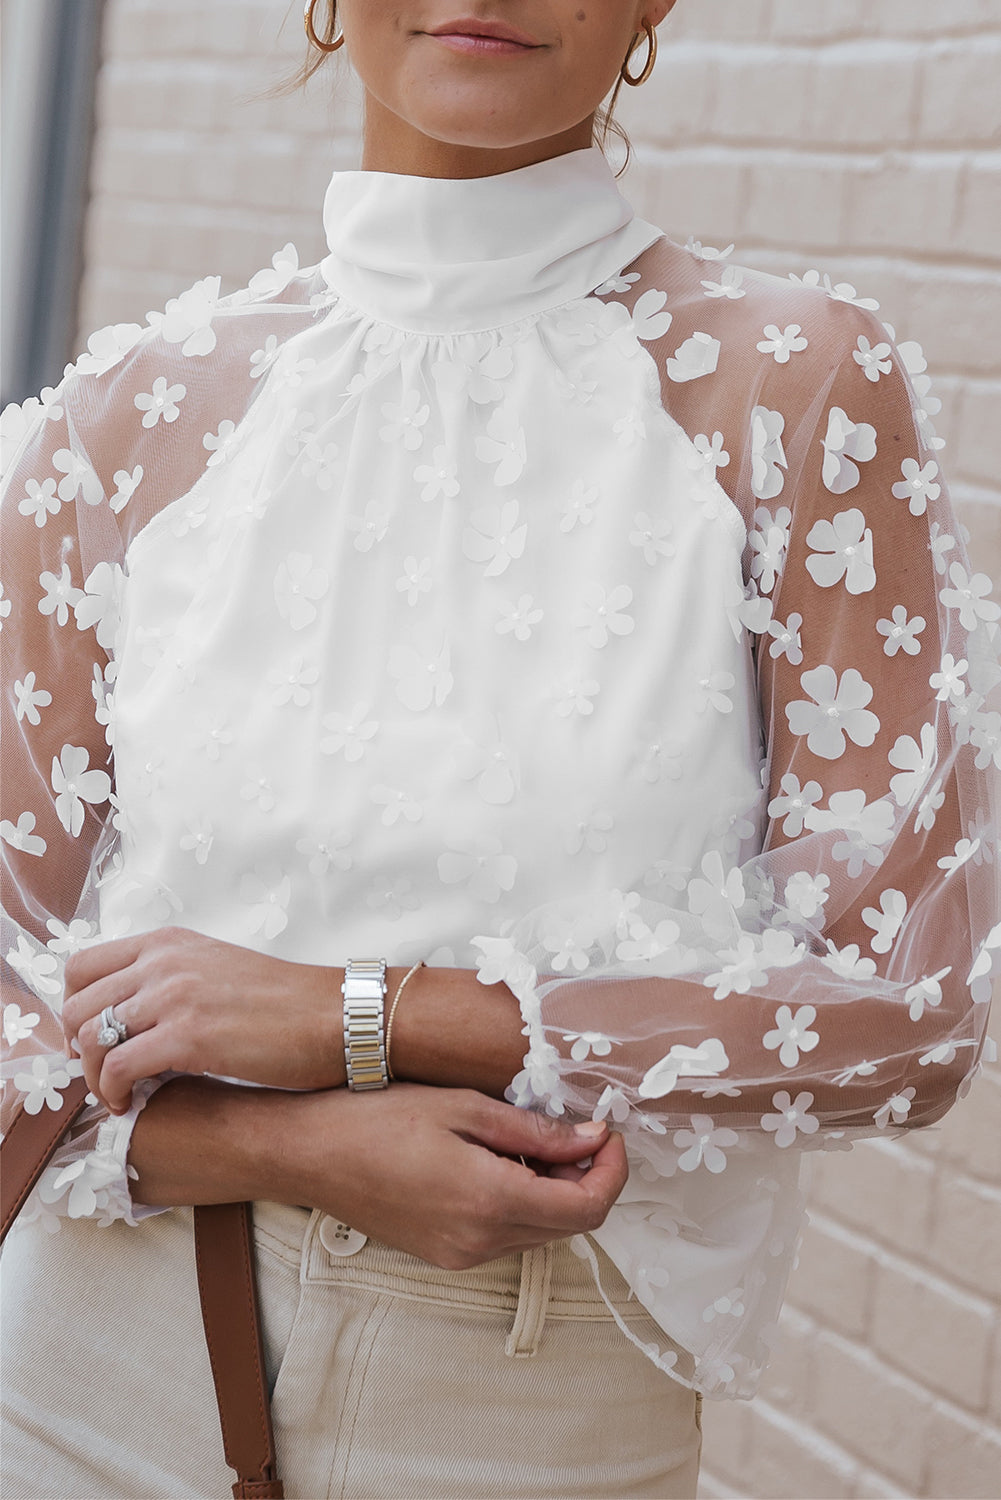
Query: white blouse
1 147 998 1400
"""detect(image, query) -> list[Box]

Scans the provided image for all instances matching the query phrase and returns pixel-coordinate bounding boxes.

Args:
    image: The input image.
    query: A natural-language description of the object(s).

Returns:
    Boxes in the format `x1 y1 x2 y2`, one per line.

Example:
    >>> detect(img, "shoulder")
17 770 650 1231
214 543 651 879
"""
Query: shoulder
622 234 906 384
4 246 323 457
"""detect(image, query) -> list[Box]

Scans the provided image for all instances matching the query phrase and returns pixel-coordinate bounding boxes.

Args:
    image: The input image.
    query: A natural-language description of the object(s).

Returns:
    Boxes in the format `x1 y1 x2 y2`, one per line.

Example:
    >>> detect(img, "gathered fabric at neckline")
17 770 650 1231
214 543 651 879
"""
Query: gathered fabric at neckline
318 145 662 334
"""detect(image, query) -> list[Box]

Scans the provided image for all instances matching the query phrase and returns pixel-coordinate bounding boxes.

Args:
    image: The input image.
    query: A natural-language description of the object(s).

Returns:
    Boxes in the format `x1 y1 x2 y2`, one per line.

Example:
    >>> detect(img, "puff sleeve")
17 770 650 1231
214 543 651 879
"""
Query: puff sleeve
1 252 320 1228
481 254 999 1149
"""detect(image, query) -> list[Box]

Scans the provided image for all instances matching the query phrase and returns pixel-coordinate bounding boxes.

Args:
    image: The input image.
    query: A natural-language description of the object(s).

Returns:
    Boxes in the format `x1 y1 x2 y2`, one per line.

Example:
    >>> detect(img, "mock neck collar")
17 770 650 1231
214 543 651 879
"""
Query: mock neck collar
319 147 660 335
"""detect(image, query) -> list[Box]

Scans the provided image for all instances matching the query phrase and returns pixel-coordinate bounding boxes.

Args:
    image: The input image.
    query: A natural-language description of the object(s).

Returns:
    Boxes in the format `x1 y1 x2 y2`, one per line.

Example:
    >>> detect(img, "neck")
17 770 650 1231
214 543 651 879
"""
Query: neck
359 94 596 179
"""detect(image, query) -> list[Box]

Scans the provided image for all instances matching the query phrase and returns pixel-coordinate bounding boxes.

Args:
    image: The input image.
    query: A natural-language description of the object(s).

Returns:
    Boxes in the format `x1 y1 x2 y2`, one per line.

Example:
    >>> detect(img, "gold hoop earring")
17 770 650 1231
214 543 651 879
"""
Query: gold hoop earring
620 21 657 87
304 0 345 53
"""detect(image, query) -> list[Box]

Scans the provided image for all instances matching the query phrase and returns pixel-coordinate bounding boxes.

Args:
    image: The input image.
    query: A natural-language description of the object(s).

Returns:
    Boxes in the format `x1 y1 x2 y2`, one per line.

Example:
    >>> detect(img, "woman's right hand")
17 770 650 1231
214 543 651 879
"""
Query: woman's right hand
291 1084 629 1269
130 1077 629 1269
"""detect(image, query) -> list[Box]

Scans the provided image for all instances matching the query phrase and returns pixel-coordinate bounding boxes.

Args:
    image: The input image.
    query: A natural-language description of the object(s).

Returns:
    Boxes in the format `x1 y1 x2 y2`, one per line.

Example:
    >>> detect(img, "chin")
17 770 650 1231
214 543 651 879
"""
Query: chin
403 85 567 152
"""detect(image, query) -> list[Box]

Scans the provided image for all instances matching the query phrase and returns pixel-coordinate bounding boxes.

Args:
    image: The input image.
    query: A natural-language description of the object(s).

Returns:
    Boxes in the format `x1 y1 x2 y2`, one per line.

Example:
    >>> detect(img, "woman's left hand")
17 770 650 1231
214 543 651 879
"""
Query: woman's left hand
61 926 341 1114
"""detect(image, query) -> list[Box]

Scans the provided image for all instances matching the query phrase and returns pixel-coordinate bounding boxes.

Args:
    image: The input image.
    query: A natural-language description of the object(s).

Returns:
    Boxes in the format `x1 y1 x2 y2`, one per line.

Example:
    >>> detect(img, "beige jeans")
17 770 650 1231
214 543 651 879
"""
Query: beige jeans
1 1201 701 1499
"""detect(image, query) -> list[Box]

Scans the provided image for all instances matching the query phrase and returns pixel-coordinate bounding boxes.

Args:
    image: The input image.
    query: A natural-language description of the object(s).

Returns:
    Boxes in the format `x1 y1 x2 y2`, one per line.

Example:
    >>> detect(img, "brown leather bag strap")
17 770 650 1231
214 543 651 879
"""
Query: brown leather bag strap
193 1201 284 1500
0 1073 91 1241
0 1077 282 1497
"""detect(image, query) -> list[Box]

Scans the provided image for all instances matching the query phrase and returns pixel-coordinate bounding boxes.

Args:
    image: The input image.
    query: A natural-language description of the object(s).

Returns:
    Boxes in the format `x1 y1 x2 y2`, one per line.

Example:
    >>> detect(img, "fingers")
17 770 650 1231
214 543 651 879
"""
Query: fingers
73 993 155 1110
62 968 140 1052
464 1095 610 1163
97 1027 181 1115
63 935 145 998
504 1132 629 1236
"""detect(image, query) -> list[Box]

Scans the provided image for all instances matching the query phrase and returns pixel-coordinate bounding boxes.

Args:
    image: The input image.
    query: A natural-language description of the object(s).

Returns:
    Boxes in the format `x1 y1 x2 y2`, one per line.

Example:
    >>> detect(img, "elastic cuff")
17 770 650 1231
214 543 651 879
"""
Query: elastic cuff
96 1075 167 1222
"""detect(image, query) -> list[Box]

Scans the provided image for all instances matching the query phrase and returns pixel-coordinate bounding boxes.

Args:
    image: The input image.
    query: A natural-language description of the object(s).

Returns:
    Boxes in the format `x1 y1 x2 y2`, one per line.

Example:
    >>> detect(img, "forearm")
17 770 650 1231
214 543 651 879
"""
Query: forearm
129 1075 312 1208
386 964 525 1098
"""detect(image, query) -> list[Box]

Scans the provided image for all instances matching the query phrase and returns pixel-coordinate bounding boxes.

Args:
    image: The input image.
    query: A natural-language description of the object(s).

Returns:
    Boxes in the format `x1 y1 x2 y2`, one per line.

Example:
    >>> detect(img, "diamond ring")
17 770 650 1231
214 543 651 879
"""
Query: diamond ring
97 1005 128 1049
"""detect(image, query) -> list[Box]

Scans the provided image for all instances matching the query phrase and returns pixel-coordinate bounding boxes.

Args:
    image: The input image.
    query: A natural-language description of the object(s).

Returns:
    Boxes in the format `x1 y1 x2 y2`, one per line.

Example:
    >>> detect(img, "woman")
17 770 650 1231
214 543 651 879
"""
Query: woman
1 2 997 1496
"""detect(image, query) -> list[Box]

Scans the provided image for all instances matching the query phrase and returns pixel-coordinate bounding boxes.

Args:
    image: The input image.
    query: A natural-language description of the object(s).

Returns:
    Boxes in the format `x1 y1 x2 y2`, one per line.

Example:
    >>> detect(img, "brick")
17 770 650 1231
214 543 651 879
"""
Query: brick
711 50 813 145
955 381 1001 495
870 1251 994 1406
844 154 964 257
917 38 1001 145
923 1399 1001 1499
812 1330 932 1488
616 47 718 145
989 1319 1001 1425
805 48 920 148
743 154 847 249
751 1305 816 1419
668 0 773 45
907 268 1001 376
928 1173 1001 1299
627 150 749 250
959 156 1001 251
740 1399 857 1499
955 506 1001 598
870 0 1001 37
852 1470 913 1500
786 1214 875 1339
768 0 870 42
809 1137 935 1251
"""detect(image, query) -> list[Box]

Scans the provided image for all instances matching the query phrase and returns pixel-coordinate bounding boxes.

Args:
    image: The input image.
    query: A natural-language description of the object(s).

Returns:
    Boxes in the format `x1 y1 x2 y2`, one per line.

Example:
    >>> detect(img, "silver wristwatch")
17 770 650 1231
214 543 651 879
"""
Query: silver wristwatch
341 958 389 1090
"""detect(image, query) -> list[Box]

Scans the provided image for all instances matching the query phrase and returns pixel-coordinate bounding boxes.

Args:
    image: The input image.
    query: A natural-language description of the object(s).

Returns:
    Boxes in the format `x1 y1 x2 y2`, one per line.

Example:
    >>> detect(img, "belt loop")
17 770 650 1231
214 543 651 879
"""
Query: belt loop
505 1244 553 1358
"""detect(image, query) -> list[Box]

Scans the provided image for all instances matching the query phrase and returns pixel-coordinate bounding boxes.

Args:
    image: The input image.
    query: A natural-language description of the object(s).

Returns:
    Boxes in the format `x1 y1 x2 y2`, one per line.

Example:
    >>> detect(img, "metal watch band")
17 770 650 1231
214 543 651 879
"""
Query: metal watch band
342 958 389 1090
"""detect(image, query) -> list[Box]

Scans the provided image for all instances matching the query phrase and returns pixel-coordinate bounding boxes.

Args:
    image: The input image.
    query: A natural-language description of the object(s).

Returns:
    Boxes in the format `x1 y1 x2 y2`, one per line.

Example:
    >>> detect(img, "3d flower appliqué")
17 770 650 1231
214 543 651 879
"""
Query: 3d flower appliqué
767 773 822 836
629 512 674 565
573 583 634 648
13 672 52 726
939 564 1000 630
862 888 908 954
761 1091 819 1147
892 459 941 517
51 745 112 837
805 509 876 594
437 836 518 904
474 406 527 486
239 867 291 941
674 1116 739 1173
495 595 543 641
888 723 937 806
379 389 430 451
157 275 223 358
19 478 60 527
852 336 892 382
757 324 808 364
766 612 803 665
702 266 746 301
821 407 877 494
462 501 528 576
274 552 329 630
388 634 454 711
560 479 599 532
134 377 187 429
414 446 460 503
786 665 879 760
762 1005 820 1068
877 604 925 657
667 332 721 384
749 407 787 500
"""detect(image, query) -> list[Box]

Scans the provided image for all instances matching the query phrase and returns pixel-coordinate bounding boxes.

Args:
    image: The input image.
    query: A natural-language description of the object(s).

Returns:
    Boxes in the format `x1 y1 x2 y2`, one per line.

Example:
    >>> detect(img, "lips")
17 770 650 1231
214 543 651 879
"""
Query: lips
426 17 542 48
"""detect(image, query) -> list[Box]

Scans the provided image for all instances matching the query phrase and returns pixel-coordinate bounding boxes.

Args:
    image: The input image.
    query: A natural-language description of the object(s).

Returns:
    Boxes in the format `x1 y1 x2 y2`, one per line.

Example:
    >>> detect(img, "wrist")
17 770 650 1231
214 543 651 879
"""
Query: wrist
129 1077 318 1209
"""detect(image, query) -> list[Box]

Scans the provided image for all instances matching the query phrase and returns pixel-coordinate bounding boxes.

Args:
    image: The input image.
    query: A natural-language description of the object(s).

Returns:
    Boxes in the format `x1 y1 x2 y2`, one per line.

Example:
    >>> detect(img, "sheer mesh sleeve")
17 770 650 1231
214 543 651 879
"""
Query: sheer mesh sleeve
1 252 321 1227
477 243 999 1149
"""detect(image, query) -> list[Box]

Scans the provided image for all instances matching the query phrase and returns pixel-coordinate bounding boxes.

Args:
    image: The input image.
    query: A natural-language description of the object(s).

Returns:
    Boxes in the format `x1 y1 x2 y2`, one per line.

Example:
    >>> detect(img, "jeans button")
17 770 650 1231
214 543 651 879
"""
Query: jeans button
319 1216 368 1257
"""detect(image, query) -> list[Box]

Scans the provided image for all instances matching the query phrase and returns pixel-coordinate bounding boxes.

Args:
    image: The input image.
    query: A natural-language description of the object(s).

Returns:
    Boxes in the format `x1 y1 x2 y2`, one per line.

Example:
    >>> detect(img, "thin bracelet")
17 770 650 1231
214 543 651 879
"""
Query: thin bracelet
385 960 425 1081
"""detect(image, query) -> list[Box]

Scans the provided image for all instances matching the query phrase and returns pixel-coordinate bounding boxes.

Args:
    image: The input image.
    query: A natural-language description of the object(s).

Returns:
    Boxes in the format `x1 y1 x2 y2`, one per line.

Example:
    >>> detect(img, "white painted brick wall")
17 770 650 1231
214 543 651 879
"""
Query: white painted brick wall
78 3 1001 1496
